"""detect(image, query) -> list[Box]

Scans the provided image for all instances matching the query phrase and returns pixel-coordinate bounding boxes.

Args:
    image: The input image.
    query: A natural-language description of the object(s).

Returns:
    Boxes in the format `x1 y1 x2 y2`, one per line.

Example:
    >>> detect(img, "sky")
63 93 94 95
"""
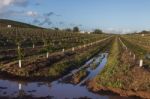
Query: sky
0 0 150 33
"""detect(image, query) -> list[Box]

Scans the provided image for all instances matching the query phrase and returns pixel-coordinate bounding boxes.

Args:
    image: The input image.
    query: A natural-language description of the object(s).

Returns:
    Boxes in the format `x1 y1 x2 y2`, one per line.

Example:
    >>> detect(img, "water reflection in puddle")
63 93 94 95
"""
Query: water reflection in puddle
0 53 131 99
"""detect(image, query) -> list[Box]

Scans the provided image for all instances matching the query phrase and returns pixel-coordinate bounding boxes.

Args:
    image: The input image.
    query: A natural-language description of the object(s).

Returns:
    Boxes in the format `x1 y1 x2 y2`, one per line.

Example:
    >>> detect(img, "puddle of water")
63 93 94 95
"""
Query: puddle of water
78 53 108 85
88 53 107 78
0 53 131 99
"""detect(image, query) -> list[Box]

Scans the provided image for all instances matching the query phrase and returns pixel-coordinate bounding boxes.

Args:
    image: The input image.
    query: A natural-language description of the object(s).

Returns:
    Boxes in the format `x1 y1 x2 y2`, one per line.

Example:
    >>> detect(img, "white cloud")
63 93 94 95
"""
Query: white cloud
26 11 38 17
0 0 28 10
102 28 136 34
0 10 39 19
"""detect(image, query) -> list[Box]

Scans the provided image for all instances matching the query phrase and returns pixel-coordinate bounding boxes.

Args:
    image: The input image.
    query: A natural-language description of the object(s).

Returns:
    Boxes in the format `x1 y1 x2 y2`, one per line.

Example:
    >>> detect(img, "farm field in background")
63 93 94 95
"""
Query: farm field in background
0 24 150 99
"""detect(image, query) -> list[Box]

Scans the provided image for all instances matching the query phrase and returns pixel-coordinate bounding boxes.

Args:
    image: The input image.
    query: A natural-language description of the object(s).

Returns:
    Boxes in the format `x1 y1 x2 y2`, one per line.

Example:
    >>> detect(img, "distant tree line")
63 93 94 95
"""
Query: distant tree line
53 27 104 34
93 29 103 34
54 26 80 33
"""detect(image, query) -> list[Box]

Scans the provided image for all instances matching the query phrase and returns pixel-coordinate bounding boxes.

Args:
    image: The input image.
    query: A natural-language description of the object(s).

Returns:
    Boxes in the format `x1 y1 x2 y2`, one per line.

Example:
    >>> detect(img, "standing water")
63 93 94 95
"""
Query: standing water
0 53 131 99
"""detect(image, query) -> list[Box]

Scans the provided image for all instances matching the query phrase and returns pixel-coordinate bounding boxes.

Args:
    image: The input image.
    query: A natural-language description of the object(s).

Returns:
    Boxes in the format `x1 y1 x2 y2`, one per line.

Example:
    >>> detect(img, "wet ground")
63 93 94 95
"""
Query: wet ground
0 53 132 99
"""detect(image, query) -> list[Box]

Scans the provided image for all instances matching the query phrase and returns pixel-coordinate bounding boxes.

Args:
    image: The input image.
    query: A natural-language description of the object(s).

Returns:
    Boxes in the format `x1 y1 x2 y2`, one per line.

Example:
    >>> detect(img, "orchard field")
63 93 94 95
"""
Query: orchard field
0 27 150 99
0 27 110 79
88 34 150 98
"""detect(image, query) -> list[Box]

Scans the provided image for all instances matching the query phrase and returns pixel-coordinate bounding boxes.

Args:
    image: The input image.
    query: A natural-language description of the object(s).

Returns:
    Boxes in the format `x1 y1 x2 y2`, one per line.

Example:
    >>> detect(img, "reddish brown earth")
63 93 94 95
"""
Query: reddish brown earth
87 49 150 99
63 70 89 85
88 78 150 98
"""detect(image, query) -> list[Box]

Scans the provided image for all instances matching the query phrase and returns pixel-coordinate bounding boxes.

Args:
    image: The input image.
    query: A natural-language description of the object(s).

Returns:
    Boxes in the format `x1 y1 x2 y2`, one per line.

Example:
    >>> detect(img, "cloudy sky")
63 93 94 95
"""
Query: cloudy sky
0 0 150 33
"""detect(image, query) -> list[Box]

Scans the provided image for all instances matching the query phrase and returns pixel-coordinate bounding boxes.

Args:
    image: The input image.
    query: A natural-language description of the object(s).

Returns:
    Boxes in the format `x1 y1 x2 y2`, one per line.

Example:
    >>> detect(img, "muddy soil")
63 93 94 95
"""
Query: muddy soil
63 70 89 85
0 40 107 81
87 49 150 98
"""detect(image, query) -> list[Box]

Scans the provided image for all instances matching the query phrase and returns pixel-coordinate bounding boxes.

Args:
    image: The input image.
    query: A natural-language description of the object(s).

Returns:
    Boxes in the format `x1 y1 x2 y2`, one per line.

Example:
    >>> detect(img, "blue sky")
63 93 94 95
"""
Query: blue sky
0 0 150 33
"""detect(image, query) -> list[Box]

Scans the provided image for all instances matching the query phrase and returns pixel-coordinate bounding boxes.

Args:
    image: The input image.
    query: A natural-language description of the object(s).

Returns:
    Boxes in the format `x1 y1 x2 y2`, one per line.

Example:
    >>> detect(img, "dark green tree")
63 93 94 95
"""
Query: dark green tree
54 28 59 31
93 29 103 34
65 28 72 32
73 27 79 32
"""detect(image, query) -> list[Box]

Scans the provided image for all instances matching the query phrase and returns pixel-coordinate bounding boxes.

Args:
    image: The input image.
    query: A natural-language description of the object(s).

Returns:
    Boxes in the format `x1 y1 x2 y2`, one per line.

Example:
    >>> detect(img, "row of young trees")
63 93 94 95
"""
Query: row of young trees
0 28 108 68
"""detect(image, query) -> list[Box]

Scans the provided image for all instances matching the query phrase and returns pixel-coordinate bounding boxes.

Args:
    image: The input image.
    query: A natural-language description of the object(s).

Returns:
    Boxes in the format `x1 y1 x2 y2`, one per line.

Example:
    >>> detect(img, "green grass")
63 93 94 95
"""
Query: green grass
95 38 123 88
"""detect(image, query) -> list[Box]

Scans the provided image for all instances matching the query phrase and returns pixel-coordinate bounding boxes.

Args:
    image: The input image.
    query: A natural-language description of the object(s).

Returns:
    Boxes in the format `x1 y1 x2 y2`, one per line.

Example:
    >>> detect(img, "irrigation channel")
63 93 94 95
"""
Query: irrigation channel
0 53 130 99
